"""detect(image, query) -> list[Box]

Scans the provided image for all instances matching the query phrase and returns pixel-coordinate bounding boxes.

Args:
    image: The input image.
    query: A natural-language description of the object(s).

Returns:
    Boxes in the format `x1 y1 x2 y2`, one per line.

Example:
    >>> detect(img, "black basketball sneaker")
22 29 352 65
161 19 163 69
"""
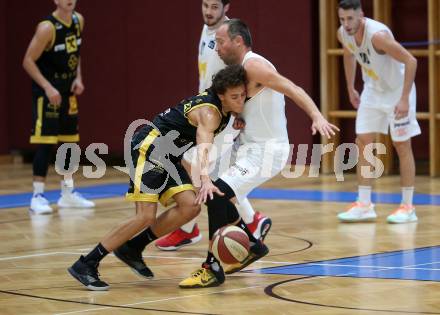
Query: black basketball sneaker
68 256 109 291
113 243 154 279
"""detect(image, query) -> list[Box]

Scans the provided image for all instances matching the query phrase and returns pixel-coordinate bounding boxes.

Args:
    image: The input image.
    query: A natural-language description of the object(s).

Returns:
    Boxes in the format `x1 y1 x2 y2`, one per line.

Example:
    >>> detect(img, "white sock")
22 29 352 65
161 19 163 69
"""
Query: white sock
358 186 372 205
211 261 220 272
401 187 414 206
33 182 45 196
235 198 255 224
61 179 74 195
181 218 197 233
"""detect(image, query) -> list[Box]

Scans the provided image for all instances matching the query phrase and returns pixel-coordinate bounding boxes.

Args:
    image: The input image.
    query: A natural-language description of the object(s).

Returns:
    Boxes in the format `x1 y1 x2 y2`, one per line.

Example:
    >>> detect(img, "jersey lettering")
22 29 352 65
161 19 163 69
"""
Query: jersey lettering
65 35 78 53
359 52 370 64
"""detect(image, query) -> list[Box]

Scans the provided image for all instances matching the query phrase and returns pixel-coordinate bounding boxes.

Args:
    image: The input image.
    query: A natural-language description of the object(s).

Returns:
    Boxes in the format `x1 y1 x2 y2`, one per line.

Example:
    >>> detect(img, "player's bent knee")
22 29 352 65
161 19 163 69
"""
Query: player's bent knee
137 213 156 228
176 200 201 219
135 202 157 226
186 204 202 220
189 204 202 217
213 178 236 200
175 191 200 215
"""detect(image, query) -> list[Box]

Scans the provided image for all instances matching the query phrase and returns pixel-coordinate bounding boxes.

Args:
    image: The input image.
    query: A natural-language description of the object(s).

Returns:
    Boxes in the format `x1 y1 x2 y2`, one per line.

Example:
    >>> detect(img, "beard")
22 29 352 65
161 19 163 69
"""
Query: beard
203 11 224 27
220 54 238 66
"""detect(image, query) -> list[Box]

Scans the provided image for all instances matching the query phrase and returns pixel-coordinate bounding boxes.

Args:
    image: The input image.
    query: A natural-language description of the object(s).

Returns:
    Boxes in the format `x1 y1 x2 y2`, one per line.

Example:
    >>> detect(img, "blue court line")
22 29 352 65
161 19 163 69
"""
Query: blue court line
247 189 440 205
0 183 440 209
249 246 440 282
0 183 127 209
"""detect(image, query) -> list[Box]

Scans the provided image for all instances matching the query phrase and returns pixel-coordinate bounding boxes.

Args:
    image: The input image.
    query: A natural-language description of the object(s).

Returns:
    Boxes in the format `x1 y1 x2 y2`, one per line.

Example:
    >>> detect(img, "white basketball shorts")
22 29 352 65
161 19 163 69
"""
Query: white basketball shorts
220 140 291 203
356 84 421 142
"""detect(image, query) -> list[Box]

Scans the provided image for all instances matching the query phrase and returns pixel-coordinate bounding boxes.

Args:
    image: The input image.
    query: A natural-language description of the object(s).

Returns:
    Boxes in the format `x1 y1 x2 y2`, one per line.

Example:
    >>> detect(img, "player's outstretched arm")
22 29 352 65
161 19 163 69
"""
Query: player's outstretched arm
244 59 339 139
187 107 225 204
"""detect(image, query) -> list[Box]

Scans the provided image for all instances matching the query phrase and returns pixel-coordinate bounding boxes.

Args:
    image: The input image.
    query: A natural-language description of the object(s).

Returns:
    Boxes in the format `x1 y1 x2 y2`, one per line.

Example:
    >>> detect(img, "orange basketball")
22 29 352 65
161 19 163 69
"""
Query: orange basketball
211 226 250 265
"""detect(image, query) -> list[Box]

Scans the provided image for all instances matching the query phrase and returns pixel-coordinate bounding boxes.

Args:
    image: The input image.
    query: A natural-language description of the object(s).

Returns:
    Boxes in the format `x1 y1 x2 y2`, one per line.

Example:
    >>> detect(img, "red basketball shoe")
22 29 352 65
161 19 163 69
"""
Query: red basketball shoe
155 224 202 251
246 212 272 241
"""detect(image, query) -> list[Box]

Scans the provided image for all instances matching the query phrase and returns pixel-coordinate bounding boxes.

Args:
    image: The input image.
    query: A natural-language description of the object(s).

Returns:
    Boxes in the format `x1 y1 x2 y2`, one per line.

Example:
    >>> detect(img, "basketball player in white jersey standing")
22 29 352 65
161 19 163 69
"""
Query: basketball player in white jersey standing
179 19 339 288
336 0 420 224
155 0 272 251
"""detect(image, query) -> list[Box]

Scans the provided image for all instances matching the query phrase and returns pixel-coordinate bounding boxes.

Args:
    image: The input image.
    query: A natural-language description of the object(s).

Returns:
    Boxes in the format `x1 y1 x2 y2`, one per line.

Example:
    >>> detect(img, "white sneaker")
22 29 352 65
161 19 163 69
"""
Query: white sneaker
57 192 95 208
387 204 418 224
337 202 377 222
30 194 53 214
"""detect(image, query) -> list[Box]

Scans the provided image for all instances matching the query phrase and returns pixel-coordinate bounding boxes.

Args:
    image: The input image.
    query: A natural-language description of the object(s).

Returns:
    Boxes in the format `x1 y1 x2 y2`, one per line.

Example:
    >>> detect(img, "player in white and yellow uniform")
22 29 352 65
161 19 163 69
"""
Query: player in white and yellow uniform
198 24 227 92
336 0 420 224
155 0 271 251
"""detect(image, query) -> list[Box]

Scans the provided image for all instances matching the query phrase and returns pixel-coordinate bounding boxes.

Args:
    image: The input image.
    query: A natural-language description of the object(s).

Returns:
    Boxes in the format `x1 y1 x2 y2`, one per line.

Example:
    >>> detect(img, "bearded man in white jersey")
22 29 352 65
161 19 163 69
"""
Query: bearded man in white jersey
179 19 339 288
336 0 421 224
155 0 272 251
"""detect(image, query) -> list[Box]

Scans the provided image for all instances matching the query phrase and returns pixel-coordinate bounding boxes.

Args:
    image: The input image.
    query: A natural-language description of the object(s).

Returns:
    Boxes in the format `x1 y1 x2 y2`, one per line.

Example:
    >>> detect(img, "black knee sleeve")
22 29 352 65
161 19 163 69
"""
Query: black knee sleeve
207 197 229 240
207 179 239 239
215 178 240 223
33 144 54 177
226 201 240 224
214 178 236 200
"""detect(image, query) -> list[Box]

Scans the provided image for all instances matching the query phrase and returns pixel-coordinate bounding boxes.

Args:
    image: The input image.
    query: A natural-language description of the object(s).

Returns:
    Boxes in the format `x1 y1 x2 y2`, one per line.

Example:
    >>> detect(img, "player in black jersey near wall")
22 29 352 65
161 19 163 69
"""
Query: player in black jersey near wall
67 65 247 291
23 0 94 214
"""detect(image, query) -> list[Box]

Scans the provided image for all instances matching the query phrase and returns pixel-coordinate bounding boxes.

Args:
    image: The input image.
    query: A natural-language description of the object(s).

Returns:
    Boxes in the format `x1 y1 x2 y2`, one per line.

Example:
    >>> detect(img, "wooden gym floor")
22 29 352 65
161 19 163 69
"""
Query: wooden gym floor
0 163 440 315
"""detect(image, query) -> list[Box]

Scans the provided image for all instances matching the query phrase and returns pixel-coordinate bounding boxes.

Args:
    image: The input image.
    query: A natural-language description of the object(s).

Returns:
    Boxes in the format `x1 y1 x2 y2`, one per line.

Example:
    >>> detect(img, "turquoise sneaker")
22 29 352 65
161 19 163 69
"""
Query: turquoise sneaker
338 202 377 222
387 205 418 224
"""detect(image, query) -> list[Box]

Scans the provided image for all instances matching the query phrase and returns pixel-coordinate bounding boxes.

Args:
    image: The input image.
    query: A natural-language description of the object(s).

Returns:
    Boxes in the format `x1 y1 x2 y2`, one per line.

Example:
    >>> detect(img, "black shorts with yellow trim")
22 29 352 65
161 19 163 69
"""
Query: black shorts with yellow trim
30 89 79 144
126 126 195 206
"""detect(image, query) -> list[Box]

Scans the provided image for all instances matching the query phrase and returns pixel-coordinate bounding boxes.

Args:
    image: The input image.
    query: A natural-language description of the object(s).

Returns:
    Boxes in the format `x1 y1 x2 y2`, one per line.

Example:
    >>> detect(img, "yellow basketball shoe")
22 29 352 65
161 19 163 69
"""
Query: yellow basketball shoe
179 263 225 289
225 240 269 275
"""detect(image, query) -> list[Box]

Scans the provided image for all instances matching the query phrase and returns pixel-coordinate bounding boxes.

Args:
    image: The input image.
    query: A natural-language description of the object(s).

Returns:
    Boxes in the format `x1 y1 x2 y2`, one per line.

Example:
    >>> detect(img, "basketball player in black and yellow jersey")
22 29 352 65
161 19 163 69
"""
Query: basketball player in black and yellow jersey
23 0 94 214
68 65 247 291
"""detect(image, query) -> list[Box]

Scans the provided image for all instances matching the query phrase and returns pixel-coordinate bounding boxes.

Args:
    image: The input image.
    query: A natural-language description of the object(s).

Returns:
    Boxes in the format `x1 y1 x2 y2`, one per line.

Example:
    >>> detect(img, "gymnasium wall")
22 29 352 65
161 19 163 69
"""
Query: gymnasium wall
3 0 317 157
392 0 429 159
2 0 429 162
0 0 7 155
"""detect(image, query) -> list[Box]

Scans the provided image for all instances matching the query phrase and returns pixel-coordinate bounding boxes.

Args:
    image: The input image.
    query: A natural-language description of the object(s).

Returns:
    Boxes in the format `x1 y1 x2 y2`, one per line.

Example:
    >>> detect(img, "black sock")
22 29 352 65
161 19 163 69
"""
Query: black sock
33 144 53 177
84 243 108 264
127 227 158 252
236 219 258 243
205 251 221 271
205 251 219 265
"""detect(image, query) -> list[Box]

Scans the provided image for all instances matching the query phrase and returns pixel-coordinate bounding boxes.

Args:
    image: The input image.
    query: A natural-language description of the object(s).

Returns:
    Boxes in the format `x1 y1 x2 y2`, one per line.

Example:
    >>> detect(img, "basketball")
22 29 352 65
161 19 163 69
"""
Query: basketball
211 226 250 265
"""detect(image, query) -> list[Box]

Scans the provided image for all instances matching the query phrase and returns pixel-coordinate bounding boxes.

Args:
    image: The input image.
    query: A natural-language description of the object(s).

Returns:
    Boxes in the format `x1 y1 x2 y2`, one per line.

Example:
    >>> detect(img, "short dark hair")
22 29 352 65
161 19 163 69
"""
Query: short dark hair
211 64 247 95
221 0 230 5
223 19 252 48
338 0 362 10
